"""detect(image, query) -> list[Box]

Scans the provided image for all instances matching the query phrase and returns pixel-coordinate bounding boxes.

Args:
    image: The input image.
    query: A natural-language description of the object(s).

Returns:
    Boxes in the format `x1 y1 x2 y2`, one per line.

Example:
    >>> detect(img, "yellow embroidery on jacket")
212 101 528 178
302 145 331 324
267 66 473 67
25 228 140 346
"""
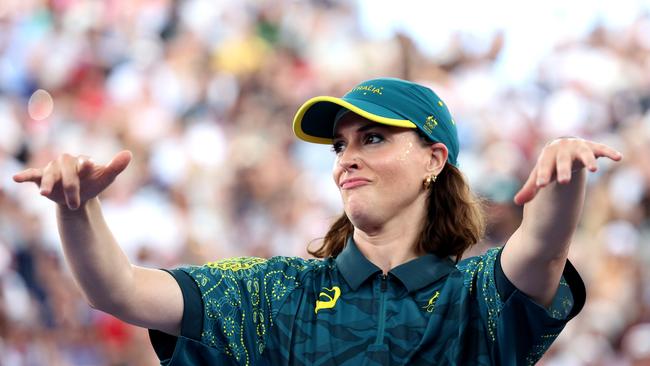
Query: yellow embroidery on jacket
206 257 267 272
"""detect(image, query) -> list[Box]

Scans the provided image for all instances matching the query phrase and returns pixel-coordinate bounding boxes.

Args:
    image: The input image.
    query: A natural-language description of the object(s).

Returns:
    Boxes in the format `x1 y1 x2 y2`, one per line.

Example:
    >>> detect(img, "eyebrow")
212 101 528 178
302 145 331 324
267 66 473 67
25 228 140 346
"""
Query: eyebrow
333 123 380 139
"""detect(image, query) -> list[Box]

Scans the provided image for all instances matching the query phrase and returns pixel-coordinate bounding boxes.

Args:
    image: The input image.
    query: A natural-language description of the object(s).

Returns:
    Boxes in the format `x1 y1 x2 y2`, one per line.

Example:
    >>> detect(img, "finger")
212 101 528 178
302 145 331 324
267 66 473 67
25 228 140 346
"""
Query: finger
39 163 60 196
578 146 598 172
514 166 538 205
102 150 132 180
589 142 623 161
555 149 573 184
61 155 81 210
535 151 555 187
77 156 95 178
13 168 43 184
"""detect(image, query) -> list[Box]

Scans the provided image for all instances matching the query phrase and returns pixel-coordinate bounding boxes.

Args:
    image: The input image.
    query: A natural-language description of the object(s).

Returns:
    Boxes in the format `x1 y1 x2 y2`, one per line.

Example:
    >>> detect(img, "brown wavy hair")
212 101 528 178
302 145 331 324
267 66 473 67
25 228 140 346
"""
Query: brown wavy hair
308 145 486 262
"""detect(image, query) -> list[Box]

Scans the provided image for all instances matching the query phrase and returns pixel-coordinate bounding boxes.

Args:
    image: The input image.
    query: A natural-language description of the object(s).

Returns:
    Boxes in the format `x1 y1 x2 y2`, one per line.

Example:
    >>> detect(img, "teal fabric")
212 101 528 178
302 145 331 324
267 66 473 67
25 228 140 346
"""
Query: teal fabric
299 78 460 166
149 238 584 365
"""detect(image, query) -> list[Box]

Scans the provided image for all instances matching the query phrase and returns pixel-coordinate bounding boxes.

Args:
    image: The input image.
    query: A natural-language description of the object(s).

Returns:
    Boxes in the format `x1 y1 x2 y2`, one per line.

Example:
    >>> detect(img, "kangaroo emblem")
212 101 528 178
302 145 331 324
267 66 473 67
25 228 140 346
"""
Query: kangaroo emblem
315 286 341 314
422 291 440 313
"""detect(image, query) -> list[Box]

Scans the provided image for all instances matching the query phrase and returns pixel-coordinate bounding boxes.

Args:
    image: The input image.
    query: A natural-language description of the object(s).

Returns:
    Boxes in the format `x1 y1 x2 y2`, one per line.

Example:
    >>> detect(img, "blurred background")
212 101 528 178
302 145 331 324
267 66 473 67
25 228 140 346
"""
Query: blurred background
1 0 649 365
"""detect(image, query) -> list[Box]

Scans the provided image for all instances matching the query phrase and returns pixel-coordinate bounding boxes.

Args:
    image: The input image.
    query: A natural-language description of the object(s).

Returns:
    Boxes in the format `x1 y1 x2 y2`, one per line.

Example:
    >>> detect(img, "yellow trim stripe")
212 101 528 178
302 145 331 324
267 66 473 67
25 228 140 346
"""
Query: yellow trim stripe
292 96 417 144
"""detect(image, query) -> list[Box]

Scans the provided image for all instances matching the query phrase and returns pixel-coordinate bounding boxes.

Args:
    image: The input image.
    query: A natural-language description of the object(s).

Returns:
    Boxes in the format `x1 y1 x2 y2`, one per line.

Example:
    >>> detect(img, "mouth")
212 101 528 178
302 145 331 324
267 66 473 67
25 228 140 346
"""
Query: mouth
339 178 371 190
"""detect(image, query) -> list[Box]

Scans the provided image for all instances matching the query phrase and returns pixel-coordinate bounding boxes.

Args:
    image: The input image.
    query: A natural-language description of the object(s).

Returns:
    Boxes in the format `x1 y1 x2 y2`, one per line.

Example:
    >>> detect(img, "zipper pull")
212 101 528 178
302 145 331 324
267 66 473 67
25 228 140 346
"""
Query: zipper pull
380 274 387 292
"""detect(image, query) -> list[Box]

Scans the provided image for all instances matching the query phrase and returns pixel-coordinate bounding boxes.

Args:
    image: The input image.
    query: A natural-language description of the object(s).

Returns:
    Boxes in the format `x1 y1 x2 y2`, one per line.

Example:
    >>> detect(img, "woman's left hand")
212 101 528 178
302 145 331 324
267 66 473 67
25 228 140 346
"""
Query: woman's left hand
513 137 622 205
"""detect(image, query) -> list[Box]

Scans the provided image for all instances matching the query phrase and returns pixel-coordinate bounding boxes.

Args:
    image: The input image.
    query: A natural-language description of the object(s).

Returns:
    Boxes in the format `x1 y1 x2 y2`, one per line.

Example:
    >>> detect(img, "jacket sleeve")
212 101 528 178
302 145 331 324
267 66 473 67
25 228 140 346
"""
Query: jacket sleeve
457 247 585 365
148 256 311 365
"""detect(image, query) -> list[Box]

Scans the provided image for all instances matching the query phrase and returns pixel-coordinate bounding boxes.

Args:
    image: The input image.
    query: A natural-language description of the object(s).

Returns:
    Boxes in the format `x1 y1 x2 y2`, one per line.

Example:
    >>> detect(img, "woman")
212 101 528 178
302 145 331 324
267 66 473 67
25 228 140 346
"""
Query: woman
14 77 621 365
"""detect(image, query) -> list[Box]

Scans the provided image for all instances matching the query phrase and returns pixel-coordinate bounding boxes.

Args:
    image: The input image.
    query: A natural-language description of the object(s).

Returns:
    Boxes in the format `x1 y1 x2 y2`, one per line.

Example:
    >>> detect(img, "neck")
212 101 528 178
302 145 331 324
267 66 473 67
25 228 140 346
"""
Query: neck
349 191 429 273
352 219 422 274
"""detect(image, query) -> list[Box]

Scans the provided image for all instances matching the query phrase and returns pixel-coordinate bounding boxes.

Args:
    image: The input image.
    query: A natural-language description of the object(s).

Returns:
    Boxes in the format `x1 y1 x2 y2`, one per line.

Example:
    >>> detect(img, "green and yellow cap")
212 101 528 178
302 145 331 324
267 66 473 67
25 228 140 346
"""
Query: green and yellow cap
292 77 459 166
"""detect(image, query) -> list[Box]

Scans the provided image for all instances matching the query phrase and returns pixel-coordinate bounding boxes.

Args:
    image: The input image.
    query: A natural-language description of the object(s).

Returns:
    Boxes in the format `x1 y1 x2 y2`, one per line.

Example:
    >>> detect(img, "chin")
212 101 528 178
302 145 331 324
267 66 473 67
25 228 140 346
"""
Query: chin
344 200 380 231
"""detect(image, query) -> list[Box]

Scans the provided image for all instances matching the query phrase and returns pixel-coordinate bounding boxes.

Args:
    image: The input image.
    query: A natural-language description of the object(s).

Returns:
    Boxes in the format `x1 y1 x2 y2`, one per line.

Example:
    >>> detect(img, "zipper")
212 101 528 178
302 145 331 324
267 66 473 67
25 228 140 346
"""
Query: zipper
375 274 388 345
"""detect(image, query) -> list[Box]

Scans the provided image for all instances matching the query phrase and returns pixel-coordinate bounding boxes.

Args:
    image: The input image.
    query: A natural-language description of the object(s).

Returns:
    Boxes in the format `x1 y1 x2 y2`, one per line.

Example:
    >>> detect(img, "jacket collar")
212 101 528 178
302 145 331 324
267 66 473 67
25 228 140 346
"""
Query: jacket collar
335 237 456 293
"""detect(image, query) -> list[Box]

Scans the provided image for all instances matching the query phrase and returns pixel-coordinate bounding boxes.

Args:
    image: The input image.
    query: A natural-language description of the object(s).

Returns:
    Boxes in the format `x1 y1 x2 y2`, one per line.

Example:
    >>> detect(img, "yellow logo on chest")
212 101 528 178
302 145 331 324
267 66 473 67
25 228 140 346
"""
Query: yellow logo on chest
315 286 341 314
423 291 440 313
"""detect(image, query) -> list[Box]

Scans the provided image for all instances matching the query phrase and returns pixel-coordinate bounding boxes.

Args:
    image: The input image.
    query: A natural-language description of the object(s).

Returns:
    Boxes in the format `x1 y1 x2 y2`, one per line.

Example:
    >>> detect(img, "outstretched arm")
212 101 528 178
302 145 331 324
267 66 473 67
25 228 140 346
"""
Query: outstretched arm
501 138 622 307
14 152 183 335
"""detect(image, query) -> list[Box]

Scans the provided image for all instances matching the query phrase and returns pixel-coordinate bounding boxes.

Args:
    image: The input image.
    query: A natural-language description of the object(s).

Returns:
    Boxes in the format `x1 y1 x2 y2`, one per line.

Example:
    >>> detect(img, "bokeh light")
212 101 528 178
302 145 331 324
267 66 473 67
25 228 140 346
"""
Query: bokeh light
27 89 54 121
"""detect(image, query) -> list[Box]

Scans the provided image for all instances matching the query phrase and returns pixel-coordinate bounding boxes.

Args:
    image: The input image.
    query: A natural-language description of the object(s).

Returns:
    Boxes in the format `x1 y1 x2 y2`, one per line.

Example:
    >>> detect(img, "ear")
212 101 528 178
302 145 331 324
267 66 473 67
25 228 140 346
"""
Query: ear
426 143 448 174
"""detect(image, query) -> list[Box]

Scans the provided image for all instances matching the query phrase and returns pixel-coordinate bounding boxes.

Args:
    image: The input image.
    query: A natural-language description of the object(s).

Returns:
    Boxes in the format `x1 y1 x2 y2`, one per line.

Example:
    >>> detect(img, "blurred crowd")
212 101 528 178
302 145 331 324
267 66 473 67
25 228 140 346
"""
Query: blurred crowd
0 0 649 365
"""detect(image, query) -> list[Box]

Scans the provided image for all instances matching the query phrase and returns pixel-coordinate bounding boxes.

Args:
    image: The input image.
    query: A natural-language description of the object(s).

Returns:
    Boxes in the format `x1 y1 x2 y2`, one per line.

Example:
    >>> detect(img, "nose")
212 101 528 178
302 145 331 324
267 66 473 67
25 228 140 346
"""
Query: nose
337 146 361 172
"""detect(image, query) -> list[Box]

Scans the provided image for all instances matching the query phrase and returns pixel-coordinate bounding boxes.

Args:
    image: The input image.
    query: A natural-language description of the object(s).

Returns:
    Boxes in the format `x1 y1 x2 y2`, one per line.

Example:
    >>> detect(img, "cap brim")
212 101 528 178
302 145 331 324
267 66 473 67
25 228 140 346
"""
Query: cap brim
293 96 417 144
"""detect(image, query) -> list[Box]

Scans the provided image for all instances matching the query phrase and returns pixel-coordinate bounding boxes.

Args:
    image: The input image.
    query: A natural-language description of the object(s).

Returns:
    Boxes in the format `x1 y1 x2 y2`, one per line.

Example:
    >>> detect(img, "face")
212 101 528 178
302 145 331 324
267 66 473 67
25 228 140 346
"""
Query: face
331 113 447 232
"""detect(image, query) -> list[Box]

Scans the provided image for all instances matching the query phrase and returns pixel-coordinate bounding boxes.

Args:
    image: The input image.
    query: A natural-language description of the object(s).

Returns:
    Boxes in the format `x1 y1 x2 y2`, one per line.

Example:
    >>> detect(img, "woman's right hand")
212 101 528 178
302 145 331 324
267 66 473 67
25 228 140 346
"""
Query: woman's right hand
13 151 132 210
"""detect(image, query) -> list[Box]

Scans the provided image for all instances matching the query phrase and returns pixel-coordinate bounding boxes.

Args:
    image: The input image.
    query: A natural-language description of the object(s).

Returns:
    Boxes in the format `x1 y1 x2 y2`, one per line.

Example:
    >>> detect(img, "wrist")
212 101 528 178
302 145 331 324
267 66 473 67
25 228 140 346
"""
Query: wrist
57 197 99 218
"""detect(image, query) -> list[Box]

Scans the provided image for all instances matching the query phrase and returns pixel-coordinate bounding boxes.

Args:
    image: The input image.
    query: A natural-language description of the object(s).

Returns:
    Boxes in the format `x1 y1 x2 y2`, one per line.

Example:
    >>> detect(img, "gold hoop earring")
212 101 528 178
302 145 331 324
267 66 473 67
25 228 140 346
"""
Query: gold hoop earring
423 174 437 189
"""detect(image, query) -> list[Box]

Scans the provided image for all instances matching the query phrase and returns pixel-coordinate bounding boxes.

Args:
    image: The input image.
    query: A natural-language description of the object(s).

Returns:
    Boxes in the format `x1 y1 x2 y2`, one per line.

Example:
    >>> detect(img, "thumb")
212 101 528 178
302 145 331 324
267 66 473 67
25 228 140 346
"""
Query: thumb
513 167 538 206
103 150 133 180
513 187 536 206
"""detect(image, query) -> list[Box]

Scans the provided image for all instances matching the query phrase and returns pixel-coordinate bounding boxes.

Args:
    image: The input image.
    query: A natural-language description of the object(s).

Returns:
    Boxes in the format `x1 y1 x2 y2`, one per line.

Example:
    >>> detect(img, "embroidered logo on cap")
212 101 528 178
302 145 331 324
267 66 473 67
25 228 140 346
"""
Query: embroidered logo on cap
423 115 438 134
350 85 384 95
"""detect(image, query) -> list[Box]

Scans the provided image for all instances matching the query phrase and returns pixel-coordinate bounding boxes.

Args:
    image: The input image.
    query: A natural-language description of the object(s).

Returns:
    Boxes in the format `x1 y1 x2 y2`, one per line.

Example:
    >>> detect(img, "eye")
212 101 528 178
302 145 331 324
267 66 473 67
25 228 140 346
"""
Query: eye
363 133 384 145
331 140 345 154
